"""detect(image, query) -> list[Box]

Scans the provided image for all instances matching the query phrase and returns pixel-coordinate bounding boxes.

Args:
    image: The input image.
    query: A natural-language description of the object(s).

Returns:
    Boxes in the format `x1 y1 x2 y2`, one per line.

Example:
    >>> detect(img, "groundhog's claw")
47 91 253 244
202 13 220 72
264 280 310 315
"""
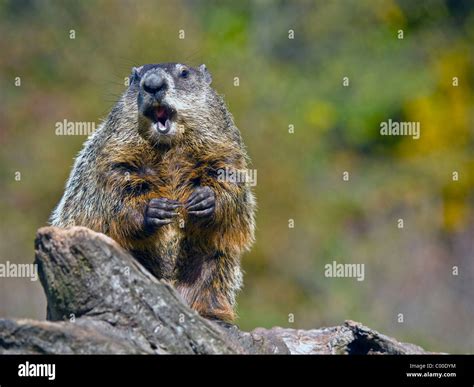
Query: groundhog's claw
145 198 181 228
186 186 215 218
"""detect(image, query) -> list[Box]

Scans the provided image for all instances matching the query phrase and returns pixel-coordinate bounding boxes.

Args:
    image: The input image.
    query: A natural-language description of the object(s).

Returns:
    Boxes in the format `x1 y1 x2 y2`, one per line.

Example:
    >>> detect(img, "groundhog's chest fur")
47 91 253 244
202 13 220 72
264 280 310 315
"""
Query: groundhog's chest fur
109 144 216 278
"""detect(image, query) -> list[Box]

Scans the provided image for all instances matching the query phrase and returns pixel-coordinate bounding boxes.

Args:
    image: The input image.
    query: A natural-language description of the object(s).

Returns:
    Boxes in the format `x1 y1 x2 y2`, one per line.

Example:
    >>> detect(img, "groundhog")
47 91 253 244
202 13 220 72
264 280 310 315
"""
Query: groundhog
50 63 256 322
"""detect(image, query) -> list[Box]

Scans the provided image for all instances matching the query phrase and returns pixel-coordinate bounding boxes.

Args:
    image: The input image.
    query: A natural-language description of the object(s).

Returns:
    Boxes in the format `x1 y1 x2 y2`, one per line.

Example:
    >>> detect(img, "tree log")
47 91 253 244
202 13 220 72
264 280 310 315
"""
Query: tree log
0 227 430 354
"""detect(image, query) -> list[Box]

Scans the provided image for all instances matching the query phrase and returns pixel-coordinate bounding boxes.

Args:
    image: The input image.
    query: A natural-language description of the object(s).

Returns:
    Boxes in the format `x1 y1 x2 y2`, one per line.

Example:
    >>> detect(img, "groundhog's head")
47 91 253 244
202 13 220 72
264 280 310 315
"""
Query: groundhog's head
128 62 218 145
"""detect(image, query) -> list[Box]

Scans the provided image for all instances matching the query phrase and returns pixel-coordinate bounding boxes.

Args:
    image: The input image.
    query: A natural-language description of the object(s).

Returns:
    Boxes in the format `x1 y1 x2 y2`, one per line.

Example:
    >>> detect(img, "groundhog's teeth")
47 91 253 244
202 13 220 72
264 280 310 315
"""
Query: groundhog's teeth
157 119 171 133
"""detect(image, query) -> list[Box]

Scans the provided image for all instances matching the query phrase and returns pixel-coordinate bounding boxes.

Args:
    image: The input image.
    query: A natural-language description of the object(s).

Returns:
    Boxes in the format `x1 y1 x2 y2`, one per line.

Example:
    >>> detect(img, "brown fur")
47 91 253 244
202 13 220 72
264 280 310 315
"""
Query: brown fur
51 63 255 321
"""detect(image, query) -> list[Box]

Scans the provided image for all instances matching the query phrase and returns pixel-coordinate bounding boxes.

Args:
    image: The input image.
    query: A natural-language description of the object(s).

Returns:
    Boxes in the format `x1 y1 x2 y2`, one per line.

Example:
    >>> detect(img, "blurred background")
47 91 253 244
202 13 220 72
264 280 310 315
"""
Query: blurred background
0 0 473 353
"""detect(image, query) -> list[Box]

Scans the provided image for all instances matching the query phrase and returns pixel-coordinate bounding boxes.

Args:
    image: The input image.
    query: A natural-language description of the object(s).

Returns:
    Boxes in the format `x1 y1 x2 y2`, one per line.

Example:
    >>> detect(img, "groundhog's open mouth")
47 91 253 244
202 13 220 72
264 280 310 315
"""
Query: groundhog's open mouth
152 105 175 134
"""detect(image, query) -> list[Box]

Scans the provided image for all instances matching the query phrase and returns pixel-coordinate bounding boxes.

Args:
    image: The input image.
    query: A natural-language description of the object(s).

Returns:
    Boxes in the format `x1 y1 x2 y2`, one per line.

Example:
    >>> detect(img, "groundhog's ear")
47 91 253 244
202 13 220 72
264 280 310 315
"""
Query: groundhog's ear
129 66 141 84
199 64 212 85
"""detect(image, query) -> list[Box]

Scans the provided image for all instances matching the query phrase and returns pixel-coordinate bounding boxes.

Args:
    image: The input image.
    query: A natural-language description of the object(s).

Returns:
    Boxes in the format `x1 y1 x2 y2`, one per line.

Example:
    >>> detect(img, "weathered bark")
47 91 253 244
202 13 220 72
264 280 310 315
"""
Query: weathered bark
0 227 430 354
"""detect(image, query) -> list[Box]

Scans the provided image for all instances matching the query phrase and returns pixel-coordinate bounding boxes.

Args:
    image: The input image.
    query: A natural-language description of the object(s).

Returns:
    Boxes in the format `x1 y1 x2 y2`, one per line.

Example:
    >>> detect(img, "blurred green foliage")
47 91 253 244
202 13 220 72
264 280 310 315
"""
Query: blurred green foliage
0 0 473 352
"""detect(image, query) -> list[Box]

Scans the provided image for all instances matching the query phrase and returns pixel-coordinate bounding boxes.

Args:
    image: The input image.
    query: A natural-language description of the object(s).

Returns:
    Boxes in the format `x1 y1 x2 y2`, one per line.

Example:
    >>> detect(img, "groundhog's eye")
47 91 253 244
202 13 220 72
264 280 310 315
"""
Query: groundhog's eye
180 68 190 79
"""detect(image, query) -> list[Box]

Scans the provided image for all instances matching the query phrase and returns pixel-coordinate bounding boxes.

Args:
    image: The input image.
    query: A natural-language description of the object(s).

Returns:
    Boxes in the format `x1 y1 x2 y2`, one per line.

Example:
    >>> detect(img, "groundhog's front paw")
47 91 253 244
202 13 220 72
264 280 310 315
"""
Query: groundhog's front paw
185 186 215 218
145 198 181 228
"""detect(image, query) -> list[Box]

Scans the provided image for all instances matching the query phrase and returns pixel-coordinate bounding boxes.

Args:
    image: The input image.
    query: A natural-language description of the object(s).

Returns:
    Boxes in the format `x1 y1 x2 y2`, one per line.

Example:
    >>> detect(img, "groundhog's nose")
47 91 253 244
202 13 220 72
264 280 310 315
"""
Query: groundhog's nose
141 72 168 99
